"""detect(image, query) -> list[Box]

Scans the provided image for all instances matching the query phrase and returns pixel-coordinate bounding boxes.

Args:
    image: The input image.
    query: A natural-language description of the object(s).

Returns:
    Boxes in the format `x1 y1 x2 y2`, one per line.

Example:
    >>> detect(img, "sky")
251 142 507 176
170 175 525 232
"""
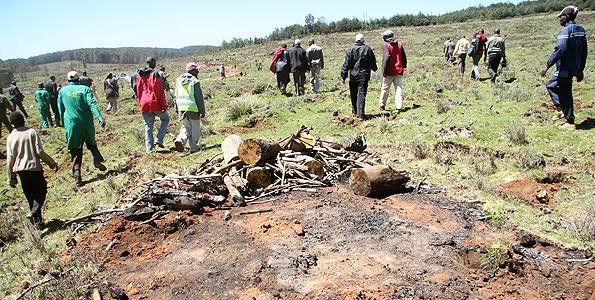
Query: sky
0 0 521 60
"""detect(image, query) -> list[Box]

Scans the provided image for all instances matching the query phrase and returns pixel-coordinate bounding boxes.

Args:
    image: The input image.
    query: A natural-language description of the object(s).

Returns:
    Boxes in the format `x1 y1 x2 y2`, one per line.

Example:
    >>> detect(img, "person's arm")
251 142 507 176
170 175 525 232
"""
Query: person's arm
154 73 167 111
33 130 57 169
382 43 390 76
131 74 138 98
320 50 324 69
57 91 65 123
545 28 569 72
194 82 206 118
370 48 378 72
84 87 104 124
453 41 460 56
341 50 350 81
579 34 587 72
6 137 17 186
402 46 408 69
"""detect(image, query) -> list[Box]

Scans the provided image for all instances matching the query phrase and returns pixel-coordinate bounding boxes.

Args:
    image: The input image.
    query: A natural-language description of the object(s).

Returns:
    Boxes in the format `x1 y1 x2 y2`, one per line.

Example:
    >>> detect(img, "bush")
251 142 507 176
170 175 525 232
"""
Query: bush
497 86 532 102
436 100 450 114
563 203 595 243
514 148 546 170
505 124 528 145
410 138 429 159
473 155 497 176
226 94 262 121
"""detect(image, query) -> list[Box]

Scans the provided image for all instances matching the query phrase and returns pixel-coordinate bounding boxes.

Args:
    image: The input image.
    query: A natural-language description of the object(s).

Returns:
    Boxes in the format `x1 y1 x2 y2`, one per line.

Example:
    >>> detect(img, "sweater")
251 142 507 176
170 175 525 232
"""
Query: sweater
6 126 57 185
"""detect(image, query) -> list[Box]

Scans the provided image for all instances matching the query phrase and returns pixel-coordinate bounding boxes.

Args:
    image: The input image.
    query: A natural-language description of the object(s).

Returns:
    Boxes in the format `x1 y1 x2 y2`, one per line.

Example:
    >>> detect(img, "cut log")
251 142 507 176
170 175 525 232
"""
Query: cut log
238 139 281 165
299 156 325 179
222 135 243 164
246 167 272 189
349 165 410 197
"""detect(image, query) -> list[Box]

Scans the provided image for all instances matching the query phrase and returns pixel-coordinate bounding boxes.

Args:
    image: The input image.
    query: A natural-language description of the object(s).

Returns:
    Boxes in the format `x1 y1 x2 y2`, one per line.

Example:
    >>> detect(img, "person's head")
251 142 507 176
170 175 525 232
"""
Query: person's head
106 72 113 80
281 43 287 49
67 71 80 83
309 39 315 46
382 30 394 42
49 75 55 81
494 28 500 35
82 71 88 76
9 111 25 128
294 39 301 46
558 5 579 26
186 62 199 77
462 35 466 39
479 29 484 34
37 82 44 89
160 65 165 71
146 57 156 68
11 80 16 86
355 33 365 43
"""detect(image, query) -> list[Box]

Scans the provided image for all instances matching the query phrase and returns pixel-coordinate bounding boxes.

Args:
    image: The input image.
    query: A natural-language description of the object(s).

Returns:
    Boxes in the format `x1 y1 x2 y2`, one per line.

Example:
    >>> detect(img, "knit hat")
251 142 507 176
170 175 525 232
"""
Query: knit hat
355 33 365 43
558 5 579 18
67 71 79 81
185 62 199 72
8 111 25 127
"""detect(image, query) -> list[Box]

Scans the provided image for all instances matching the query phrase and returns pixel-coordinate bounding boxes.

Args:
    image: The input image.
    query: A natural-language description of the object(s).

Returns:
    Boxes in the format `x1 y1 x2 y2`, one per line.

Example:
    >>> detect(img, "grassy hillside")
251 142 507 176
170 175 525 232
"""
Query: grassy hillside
0 11 593 298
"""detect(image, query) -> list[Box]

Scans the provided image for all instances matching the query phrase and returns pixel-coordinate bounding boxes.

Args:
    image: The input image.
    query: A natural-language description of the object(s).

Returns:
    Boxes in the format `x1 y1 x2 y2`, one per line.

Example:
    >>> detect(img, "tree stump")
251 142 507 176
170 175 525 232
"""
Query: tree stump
299 156 325 179
238 139 281 165
246 167 272 189
349 165 410 197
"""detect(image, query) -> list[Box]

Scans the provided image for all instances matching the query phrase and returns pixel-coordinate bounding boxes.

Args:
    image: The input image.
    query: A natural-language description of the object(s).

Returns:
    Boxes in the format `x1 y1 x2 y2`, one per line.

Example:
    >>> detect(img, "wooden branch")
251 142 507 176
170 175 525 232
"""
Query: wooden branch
212 160 244 175
16 277 56 300
64 209 125 226
239 208 273 215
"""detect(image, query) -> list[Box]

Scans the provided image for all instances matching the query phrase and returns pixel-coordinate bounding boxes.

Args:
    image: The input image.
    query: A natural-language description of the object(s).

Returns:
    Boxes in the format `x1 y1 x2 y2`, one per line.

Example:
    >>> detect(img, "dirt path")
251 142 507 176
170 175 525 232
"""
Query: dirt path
69 187 594 299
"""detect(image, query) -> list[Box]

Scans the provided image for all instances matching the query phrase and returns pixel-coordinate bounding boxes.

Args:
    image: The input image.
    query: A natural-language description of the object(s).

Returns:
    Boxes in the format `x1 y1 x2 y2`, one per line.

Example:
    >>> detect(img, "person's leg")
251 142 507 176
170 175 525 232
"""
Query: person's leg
558 76 574 125
394 75 404 110
175 117 190 151
50 97 60 126
349 80 358 115
189 118 201 153
18 171 47 226
277 74 283 91
546 75 561 110
356 80 368 118
106 97 112 113
299 71 306 95
70 148 83 185
17 102 29 118
142 112 155 153
378 76 393 110
155 111 170 146
472 54 481 80
87 142 106 170
37 106 48 128
44 106 53 127
0 115 11 137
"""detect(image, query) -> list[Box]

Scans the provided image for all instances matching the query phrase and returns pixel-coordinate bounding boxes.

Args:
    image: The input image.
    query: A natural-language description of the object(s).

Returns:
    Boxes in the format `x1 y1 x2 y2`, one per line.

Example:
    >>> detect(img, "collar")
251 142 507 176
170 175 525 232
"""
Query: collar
565 20 576 26
68 82 77 85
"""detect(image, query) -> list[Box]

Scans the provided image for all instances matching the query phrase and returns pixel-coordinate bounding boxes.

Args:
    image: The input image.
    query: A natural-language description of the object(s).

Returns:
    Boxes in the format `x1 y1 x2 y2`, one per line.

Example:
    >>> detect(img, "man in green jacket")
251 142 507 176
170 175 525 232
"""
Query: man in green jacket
34 82 53 128
58 71 107 186
0 87 15 138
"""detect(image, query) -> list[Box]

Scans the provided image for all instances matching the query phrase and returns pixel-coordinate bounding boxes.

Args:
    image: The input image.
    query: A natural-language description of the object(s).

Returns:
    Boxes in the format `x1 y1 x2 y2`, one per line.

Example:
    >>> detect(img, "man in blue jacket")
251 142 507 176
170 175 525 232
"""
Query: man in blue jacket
541 5 587 130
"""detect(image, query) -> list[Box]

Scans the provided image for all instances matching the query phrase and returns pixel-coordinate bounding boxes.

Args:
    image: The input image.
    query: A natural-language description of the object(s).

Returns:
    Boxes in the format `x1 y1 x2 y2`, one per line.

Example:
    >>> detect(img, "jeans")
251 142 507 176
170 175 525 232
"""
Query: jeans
379 75 404 110
349 80 369 118
293 71 306 96
546 75 574 124
142 111 170 153
310 65 321 92
487 54 502 82
18 170 47 225
175 116 201 153
457 53 466 77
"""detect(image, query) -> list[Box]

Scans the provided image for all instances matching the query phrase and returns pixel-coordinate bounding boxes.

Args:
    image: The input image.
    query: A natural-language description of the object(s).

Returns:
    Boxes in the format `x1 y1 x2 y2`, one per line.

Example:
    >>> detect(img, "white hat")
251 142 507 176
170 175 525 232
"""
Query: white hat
355 33 365 43
67 71 79 81
294 39 301 45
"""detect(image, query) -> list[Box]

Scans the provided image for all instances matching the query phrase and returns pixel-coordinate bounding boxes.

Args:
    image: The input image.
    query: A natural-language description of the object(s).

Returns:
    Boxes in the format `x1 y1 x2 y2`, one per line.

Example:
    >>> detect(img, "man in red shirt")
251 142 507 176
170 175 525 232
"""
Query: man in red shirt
471 29 488 81
379 30 407 112
131 57 170 154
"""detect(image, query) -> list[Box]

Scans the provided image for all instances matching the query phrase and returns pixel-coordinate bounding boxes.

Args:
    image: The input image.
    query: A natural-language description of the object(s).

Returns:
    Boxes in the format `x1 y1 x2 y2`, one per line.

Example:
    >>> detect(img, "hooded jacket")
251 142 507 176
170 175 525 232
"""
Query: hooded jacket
132 68 167 113
382 39 407 77
341 42 378 81
547 21 588 78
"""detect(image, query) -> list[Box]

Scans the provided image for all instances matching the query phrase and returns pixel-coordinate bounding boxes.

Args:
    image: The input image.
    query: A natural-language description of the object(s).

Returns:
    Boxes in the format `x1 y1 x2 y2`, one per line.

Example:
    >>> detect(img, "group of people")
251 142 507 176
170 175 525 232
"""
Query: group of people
270 39 325 95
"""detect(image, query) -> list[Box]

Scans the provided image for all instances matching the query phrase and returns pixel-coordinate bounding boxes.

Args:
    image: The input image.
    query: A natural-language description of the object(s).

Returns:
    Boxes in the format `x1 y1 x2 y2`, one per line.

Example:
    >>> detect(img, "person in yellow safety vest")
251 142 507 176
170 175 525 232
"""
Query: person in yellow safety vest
174 62 205 153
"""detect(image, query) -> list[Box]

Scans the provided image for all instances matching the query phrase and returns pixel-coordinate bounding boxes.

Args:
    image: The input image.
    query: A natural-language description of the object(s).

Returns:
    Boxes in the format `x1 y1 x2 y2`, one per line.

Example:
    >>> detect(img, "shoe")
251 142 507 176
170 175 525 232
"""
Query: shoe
155 143 165 148
559 123 576 130
174 141 184 152
94 161 107 171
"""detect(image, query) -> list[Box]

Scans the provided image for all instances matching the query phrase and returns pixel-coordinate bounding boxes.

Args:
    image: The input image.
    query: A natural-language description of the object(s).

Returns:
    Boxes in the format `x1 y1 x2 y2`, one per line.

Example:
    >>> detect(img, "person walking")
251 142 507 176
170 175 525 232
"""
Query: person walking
541 5 587 130
306 40 324 93
453 35 470 77
379 30 407 112
132 57 170 153
6 112 58 228
470 29 488 80
58 71 107 186
270 44 290 94
486 29 506 83
443 38 455 63
341 33 378 120
8 81 29 118
104 73 120 113
0 87 15 138
219 64 226 79
288 39 309 96
45 75 61 126
173 63 206 153
34 83 53 128
79 71 93 87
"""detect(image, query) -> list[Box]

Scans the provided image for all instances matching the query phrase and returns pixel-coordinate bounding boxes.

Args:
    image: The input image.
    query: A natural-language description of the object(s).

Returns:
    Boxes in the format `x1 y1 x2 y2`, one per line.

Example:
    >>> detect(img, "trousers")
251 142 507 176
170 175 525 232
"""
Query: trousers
349 80 369 118
18 170 47 225
457 53 467 77
142 111 170 153
487 54 502 82
70 144 105 183
293 71 306 96
379 75 404 110
175 116 201 153
471 53 482 80
310 66 321 92
546 75 574 124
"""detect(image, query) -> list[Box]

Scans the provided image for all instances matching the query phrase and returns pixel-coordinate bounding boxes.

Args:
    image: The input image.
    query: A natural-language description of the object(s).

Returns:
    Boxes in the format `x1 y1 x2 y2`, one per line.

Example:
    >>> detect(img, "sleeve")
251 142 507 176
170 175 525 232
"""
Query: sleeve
502 40 506 57
320 50 324 69
33 130 57 168
131 74 138 98
154 73 167 111
402 46 408 69
341 50 350 80
84 87 104 122
370 48 378 72
579 34 587 72
194 82 206 117
547 28 568 68
57 91 65 123
382 43 390 76
6 137 17 185
453 41 460 56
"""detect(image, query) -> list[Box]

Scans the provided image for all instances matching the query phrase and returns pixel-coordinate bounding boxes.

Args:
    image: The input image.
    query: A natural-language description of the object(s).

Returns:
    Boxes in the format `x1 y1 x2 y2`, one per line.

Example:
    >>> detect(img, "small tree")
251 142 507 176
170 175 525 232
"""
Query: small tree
305 14 315 33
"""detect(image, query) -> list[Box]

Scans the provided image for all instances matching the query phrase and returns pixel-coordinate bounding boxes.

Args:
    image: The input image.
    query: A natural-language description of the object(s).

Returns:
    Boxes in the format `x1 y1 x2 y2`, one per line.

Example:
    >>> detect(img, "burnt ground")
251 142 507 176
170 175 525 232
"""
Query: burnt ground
67 187 594 300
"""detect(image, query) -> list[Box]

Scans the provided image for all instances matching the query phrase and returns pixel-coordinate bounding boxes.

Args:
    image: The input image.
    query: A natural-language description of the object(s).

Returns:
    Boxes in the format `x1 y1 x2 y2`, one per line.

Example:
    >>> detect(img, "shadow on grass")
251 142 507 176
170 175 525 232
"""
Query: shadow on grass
576 118 594 130
504 77 517 83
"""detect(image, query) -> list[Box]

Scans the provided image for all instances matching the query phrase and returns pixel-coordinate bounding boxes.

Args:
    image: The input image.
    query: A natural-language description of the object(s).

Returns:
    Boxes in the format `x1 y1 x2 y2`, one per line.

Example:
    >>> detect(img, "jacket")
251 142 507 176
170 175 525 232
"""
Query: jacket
487 34 506 57
8 84 24 104
44 80 58 99
476 32 488 53
270 47 287 73
453 38 470 55
132 68 167 113
382 40 407 77
104 78 119 98
175 72 205 120
34 89 50 108
547 21 588 78
306 44 324 69
6 126 57 185
287 45 309 73
0 95 14 115
341 42 378 81
79 76 93 87
444 40 455 55
57 82 104 149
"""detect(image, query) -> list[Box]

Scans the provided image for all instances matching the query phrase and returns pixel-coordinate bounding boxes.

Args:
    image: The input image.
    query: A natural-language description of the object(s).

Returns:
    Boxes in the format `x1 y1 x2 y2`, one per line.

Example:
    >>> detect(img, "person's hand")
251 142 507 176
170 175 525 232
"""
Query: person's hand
201 113 205 118
540 67 548 78
100 119 107 128
52 164 59 172
342 78 346 84
576 71 584 82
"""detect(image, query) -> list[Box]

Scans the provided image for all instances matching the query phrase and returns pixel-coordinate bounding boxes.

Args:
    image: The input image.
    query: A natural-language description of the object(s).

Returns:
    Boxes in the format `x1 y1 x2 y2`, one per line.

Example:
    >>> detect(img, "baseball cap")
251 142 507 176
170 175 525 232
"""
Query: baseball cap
355 33 365 43
185 62 199 72
558 5 578 17
67 71 79 81
382 30 394 38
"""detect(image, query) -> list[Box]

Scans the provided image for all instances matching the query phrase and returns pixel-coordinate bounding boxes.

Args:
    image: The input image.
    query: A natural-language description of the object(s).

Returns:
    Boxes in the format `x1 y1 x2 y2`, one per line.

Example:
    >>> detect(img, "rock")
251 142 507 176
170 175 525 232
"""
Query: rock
293 224 305 236
224 211 231 221
536 189 548 202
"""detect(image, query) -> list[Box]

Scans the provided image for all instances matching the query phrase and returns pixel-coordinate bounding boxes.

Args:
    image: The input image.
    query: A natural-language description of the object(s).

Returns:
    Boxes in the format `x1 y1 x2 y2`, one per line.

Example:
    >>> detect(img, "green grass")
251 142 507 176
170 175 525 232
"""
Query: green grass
1 11 594 297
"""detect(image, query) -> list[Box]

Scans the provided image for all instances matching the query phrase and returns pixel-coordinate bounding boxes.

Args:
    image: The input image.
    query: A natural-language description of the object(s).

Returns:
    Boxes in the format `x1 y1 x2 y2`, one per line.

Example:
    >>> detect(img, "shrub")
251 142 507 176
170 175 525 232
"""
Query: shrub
563 203 595 243
436 100 450 114
505 124 528 145
410 138 429 159
478 241 511 273
226 94 262 121
514 149 546 170
473 155 497 176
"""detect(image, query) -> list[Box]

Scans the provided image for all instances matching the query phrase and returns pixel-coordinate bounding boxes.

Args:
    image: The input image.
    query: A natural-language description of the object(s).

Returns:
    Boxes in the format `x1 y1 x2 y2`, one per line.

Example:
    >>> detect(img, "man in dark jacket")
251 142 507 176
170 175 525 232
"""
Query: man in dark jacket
0 87 15 137
288 39 309 96
8 81 29 118
45 75 60 126
341 34 377 120
486 29 506 83
541 5 588 130
79 71 93 87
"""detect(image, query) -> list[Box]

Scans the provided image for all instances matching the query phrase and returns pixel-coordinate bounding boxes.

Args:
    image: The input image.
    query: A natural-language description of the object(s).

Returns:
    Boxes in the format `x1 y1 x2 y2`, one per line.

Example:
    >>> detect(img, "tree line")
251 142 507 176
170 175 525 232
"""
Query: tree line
220 0 593 49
